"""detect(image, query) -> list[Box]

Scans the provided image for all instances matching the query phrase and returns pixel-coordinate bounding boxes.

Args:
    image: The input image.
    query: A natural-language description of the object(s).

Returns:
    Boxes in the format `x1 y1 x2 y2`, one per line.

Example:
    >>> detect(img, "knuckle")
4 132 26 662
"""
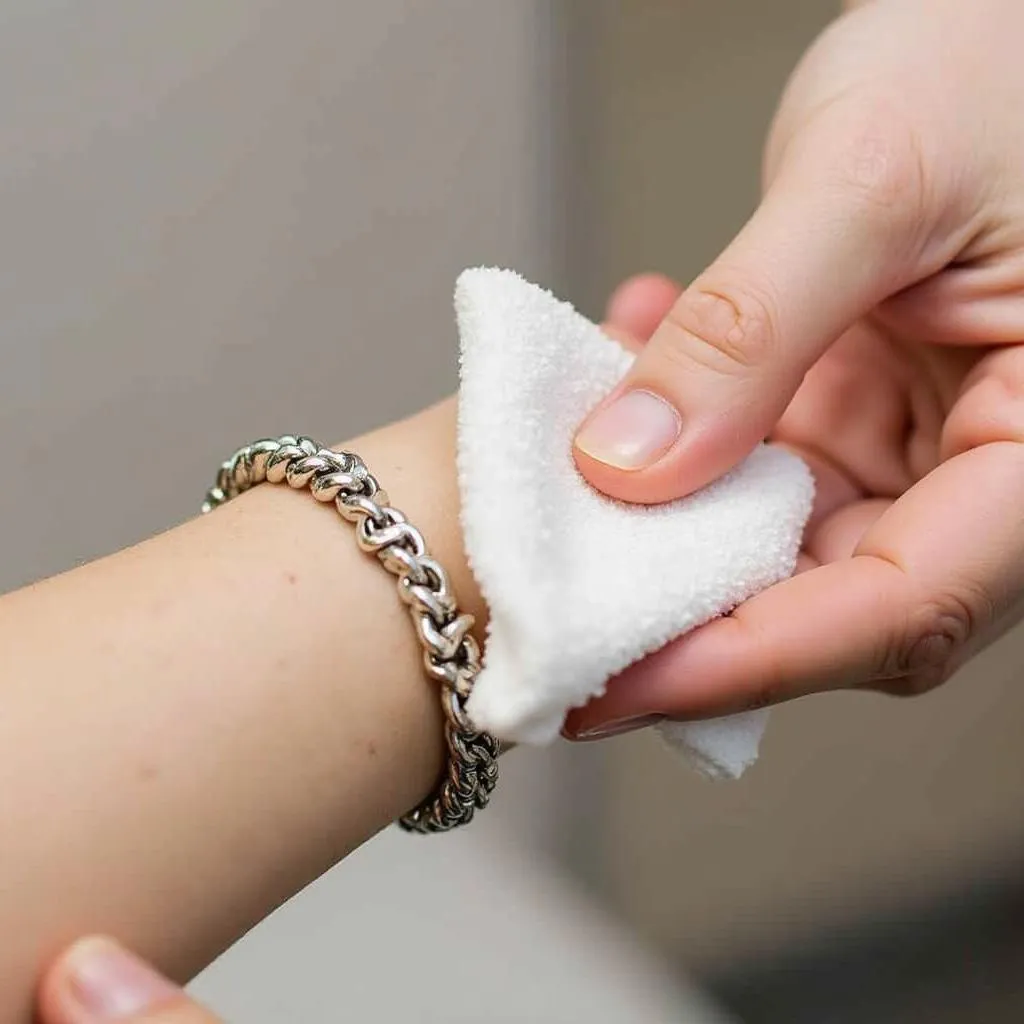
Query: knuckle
658 282 780 377
879 589 981 682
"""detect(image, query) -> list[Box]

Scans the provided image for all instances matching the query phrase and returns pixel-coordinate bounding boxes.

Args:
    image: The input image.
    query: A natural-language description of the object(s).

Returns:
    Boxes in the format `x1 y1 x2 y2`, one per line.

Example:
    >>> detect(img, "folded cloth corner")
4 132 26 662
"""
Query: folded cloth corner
455 267 813 779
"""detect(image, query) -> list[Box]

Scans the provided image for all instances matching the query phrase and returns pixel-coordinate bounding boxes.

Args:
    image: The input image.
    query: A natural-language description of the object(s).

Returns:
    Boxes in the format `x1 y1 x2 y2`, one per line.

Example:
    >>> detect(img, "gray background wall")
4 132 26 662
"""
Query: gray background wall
0 1 555 585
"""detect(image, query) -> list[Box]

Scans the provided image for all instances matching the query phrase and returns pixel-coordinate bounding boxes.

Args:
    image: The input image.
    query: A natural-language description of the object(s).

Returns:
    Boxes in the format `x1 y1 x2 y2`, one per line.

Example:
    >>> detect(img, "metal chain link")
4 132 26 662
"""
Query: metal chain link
201 435 499 833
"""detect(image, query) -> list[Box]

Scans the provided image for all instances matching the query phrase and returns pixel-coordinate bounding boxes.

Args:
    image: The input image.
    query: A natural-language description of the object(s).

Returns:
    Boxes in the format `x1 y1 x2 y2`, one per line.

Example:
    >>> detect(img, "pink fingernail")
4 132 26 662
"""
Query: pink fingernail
62 937 179 1020
575 390 682 470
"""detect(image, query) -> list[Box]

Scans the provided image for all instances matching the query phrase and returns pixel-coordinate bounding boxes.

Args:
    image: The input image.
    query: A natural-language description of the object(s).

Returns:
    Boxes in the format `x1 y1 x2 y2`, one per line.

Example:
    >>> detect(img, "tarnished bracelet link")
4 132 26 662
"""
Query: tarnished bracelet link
201 435 499 833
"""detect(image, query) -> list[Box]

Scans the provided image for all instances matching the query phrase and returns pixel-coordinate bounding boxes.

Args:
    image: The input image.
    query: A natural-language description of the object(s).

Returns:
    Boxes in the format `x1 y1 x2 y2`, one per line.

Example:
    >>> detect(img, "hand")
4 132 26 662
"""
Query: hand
566 0 1024 737
37 937 223 1023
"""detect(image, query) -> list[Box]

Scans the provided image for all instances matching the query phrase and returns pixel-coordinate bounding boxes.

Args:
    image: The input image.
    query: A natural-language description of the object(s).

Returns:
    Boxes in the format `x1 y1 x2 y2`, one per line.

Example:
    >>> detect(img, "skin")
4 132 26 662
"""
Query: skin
38 938 222 1024
566 0 1024 736
0 399 485 1023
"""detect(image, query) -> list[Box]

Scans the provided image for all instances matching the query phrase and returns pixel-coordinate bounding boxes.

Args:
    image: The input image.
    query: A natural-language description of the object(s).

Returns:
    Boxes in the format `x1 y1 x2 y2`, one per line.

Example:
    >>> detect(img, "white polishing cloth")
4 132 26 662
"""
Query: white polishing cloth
455 268 813 778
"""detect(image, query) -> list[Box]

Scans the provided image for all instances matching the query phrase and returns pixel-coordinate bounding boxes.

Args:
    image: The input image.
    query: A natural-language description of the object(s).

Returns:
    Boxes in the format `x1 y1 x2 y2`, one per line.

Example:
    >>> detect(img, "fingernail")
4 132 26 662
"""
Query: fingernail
573 713 664 742
575 390 681 470
61 937 179 1020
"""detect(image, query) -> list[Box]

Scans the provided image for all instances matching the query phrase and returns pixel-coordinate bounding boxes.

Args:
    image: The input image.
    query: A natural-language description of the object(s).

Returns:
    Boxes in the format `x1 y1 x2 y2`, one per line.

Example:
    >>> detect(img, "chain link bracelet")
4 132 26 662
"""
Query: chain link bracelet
201 435 499 834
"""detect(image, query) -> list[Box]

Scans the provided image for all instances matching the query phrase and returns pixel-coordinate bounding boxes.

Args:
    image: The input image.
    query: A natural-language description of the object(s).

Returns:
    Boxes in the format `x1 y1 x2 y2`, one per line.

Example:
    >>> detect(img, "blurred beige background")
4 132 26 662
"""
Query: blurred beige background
2 1 1023 1021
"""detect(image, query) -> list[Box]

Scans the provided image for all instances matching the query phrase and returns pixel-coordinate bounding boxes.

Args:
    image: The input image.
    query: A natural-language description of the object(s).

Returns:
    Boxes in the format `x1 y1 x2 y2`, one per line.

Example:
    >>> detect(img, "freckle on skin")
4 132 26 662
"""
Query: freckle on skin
285 572 298 586
138 762 159 782
367 741 377 758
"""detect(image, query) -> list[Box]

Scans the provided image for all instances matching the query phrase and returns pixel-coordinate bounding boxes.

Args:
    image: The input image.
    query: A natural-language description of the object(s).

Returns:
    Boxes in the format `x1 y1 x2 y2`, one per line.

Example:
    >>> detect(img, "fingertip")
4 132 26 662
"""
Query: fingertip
563 619 753 740
605 273 682 341
573 399 762 504
571 445 698 505
38 935 182 1023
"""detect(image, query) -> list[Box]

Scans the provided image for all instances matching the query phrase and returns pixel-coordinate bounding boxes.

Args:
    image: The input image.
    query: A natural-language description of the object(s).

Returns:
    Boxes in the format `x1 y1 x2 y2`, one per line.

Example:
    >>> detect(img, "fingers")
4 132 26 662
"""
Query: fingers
566 556 904 735
565 440 1024 735
574 98 934 503
876 252 1024 347
604 273 682 341
941 344 1024 458
37 937 222 1024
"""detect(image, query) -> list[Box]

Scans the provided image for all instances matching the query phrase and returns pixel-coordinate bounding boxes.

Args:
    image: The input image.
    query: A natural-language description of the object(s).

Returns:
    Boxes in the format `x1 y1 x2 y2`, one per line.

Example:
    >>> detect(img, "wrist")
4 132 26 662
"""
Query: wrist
342 395 487 637
0 393 484 1002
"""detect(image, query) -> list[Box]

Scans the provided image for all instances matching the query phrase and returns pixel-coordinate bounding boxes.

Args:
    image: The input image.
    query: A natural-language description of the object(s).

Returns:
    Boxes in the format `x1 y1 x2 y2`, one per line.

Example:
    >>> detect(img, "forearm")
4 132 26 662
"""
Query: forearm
0 398 480 1021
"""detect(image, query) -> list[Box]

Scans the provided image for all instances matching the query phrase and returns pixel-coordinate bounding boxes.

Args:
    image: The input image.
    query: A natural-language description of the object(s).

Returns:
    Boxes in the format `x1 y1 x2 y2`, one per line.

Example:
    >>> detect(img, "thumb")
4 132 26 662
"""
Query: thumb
38 937 223 1024
574 107 928 502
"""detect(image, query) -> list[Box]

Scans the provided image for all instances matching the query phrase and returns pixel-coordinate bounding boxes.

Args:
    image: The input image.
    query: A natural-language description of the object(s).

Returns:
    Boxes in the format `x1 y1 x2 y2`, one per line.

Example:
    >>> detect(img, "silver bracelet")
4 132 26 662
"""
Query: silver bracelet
201 435 499 834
